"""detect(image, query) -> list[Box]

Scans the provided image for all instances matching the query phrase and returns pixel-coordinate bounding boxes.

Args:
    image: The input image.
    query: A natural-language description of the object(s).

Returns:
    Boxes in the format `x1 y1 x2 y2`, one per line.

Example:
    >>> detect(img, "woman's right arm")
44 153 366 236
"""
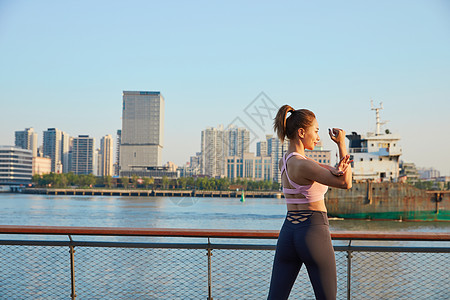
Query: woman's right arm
294 126 353 189
300 159 352 189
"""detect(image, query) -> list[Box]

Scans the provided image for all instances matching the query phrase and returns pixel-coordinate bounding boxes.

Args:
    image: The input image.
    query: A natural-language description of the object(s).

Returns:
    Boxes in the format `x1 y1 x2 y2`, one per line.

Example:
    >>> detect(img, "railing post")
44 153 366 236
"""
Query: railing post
207 237 213 300
346 240 352 300
68 235 76 300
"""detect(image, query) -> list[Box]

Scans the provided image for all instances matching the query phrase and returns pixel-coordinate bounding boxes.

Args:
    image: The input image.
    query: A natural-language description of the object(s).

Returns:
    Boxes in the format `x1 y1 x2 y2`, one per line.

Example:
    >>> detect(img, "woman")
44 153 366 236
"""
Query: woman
267 105 352 300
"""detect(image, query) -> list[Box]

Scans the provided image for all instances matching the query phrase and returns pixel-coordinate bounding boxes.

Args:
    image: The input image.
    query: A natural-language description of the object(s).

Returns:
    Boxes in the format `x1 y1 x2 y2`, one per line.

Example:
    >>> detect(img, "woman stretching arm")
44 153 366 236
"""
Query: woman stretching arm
268 105 352 300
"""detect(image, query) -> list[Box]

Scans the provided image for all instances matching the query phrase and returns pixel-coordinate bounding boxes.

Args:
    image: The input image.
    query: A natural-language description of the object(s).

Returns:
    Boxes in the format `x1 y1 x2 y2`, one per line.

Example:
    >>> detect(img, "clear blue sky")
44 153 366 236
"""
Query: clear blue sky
1 0 449 175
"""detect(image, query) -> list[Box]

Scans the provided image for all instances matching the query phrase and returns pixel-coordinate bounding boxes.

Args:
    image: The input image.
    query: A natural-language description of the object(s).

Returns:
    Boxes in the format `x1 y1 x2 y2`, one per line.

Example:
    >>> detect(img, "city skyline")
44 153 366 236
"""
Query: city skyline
4 98 449 177
1 1 449 175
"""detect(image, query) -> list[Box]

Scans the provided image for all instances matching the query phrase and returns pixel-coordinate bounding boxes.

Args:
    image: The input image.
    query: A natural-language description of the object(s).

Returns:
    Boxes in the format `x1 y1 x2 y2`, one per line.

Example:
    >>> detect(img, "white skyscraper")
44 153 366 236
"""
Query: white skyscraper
61 132 71 173
100 134 114 176
225 126 250 157
201 126 225 177
201 125 251 178
15 127 38 157
256 135 271 157
119 91 164 176
265 135 288 183
70 135 95 175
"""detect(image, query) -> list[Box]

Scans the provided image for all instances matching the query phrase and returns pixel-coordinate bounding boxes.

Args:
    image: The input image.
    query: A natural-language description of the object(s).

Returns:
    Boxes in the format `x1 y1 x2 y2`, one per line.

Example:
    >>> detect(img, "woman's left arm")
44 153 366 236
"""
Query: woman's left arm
304 156 347 176
329 128 353 183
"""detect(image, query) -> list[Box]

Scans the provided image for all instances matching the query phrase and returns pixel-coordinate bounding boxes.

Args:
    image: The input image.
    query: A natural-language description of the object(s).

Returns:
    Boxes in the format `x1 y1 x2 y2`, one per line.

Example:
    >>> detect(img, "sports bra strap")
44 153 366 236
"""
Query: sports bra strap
281 151 329 203
282 152 307 189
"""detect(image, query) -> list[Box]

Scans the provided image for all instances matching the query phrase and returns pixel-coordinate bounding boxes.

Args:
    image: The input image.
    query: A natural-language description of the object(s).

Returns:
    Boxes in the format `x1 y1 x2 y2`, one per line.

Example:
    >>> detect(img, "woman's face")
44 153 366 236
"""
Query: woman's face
300 118 320 150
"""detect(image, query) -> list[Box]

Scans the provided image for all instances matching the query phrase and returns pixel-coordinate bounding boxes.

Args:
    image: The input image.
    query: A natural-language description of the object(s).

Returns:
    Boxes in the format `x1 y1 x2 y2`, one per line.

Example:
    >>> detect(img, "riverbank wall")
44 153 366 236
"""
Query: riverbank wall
22 188 283 198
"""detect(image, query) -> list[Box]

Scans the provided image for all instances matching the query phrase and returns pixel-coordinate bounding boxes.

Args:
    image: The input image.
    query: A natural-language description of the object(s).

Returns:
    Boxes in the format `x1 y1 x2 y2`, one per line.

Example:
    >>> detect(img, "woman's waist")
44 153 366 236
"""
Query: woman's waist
287 201 327 213
283 190 326 204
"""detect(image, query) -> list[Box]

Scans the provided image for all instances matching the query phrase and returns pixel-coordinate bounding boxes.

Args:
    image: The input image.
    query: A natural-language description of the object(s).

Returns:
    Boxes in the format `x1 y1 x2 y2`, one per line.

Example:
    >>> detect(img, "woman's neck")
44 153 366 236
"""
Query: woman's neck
288 140 305 156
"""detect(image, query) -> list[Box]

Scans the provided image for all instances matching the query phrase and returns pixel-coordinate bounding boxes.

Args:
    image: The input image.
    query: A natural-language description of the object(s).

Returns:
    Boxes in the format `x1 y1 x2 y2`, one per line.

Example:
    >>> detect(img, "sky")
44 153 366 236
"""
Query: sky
1 0 449 175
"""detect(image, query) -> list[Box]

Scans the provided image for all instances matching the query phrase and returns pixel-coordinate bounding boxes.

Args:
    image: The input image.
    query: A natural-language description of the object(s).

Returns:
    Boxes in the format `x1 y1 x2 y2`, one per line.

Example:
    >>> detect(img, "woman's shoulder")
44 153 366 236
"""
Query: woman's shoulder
279 153 317 171
287 156 316 184
289 156 320 175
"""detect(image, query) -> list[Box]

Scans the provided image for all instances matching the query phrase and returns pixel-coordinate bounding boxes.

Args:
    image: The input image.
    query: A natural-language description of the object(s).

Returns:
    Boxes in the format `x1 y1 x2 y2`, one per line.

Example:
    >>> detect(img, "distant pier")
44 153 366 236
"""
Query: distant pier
22 188 283 198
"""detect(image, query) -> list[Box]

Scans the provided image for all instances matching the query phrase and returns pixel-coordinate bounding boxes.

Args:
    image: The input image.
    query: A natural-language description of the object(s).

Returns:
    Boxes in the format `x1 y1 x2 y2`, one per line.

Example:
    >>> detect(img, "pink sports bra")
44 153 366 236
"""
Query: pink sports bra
281 152 328 204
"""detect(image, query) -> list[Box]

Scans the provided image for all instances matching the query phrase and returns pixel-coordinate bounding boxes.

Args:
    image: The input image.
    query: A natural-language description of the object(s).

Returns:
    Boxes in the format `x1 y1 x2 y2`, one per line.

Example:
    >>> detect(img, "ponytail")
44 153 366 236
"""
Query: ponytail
273 105 295 143
273 105 316 143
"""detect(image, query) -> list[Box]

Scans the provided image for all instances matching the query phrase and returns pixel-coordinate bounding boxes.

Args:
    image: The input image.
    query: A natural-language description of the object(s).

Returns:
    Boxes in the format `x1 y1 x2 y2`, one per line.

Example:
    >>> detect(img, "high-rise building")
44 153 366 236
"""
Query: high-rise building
201 125 251 178
99 135 114 176
201 126 225 177
114 129 121 176
0 146 33 185
189 152 202 175
264 135 288 183
43 128 61 173
15 127 38 157
256 139 268 157
119 91 164 176
418 167 440 180
43 128 70 173
61 132 71 173
226 152 272 181
93 148 99 176
225 126 250 157
70 135 95 175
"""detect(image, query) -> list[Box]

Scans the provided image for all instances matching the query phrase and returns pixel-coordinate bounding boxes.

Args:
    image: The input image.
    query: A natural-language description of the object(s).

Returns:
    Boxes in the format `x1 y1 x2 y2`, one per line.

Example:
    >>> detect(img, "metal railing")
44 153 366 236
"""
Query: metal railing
0 226 449 299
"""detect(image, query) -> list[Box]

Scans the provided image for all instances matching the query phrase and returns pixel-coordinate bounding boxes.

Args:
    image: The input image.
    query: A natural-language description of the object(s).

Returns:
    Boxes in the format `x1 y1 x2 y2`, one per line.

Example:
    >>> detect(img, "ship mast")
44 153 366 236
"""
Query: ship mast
371 100 385 135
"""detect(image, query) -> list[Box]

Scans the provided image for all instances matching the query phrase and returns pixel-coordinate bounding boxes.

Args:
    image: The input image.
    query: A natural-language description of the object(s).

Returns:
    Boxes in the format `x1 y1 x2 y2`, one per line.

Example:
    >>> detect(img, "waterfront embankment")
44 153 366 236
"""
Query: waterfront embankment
22 187 283 198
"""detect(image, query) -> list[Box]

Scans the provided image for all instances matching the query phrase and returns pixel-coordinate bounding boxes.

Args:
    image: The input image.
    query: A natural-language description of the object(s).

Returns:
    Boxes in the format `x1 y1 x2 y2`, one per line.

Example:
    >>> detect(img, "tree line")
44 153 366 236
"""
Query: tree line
32 173 448 191
32 173 281 191
413 179 450 191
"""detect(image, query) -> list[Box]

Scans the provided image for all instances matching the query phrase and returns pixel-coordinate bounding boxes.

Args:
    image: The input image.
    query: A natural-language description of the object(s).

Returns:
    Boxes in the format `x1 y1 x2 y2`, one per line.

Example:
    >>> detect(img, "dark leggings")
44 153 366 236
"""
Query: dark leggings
268 211 336 300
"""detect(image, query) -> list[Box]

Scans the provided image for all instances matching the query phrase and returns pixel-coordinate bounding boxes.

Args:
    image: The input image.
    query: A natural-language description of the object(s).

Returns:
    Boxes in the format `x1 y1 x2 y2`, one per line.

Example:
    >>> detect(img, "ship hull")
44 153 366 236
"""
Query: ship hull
325 182 450 221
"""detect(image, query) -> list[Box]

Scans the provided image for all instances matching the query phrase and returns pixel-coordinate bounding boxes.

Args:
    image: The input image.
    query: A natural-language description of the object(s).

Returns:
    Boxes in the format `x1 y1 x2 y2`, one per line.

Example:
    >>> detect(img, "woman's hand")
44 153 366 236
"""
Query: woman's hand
328 128 346 145
330 154 352 176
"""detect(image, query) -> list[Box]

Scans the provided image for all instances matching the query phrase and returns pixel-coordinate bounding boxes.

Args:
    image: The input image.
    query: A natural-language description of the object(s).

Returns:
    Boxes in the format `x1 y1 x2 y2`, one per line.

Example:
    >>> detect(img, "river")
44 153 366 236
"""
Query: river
1 193 449 232
0 193 449 299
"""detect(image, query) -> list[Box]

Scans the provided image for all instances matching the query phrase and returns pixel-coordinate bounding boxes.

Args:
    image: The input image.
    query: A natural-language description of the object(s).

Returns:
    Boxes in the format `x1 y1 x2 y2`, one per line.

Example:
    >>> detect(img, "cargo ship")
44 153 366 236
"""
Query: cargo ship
325 182 450 221
325 102 449 221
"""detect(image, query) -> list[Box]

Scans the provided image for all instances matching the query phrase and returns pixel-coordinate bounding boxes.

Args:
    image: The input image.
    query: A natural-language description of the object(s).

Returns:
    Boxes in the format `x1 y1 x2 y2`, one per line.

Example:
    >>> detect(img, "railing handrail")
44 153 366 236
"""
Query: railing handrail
1 225 449 241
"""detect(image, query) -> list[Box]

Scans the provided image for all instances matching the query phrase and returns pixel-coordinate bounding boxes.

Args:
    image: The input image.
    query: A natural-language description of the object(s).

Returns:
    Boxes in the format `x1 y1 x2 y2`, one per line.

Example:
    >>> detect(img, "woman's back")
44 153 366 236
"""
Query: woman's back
279 153 328 212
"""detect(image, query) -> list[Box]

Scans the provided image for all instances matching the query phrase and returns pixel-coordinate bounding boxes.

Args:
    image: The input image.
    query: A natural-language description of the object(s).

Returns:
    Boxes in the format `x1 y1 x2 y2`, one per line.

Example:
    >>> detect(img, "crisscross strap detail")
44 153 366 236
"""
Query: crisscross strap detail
286 211 314 224
281 152 311 194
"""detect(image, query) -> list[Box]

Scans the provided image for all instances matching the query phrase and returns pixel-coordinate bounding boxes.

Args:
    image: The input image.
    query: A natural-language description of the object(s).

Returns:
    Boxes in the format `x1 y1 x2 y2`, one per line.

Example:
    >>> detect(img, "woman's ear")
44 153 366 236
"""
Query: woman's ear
298 128 305 139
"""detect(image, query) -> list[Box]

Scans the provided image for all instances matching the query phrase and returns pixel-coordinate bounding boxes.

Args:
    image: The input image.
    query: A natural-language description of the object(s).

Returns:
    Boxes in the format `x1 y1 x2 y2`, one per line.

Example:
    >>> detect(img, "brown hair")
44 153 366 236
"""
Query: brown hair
273 105 316 143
